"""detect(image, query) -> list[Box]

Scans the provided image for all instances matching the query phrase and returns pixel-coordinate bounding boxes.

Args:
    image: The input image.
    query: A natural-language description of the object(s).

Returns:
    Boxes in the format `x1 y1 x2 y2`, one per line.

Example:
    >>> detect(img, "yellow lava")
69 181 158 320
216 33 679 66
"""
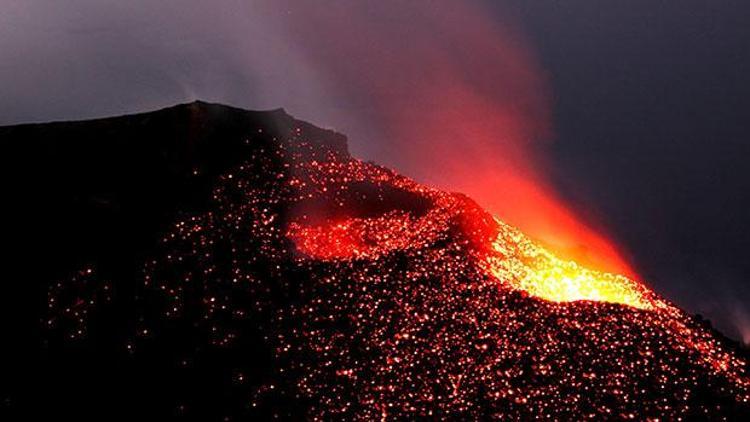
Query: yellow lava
487 218 656 310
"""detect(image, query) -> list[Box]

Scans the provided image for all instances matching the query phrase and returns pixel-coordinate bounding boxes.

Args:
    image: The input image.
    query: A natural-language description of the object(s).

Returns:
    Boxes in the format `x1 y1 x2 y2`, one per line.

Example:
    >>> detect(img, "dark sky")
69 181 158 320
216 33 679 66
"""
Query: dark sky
508 1 750 343
2 0 749 342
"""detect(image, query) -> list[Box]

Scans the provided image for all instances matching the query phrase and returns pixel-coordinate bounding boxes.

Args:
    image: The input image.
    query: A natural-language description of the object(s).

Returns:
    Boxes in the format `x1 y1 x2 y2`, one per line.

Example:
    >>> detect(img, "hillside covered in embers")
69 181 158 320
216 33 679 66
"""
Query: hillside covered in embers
1 101 748 420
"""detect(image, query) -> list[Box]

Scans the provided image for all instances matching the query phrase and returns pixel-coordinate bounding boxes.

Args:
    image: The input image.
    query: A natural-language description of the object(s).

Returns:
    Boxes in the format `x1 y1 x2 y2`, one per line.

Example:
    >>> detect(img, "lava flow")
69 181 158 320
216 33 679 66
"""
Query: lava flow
291 201 656 311
278 145 748 418
45 108 750 419
486 218 657 310
286 155 655 312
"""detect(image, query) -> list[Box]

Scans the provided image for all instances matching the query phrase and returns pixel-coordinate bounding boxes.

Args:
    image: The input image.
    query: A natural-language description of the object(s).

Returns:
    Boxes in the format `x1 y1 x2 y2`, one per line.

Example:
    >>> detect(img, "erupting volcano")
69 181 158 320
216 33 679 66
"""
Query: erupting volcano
9 102 749 419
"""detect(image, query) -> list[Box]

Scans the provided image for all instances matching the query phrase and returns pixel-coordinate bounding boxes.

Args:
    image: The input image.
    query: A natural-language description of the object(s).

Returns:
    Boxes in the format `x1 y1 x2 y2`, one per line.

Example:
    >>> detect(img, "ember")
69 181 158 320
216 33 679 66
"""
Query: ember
41 106 749 419
271 139 749 418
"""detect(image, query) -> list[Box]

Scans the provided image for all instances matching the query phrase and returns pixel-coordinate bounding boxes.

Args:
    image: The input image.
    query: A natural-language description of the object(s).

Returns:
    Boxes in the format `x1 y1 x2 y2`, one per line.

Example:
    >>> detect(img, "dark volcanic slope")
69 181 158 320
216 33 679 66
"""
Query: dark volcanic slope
1 102 748 420
1 101 347 419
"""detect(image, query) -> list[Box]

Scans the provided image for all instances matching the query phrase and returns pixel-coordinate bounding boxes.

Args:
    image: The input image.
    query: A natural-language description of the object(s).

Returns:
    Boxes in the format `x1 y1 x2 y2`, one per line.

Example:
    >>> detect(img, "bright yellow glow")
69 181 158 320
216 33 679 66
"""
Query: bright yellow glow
486 218 656 310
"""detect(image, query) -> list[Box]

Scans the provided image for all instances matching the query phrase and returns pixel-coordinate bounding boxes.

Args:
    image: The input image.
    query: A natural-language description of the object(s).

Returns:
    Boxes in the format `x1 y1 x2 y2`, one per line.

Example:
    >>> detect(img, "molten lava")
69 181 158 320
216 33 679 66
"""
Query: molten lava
487 218 656 310
37 104 750 418
65 120 743 419
290 207 655 310
288 164 655 311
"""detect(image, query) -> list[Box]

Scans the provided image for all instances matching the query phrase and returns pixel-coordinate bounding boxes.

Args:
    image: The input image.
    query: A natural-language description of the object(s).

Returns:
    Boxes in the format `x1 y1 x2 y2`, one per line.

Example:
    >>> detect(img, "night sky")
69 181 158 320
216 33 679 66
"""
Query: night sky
2 0 749 342
509 1 750 343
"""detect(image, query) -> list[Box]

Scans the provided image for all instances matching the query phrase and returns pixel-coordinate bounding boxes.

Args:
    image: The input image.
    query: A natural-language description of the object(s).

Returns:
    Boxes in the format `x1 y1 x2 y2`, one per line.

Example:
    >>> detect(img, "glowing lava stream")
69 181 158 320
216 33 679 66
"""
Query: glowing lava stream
288 158 659 311
282 157 748 397
486 217 659 310
289 199 658 310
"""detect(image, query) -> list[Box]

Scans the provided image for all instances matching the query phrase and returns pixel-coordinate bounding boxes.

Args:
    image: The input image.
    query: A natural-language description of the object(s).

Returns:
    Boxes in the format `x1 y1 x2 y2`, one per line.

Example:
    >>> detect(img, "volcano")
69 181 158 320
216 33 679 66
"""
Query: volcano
2 101 748 420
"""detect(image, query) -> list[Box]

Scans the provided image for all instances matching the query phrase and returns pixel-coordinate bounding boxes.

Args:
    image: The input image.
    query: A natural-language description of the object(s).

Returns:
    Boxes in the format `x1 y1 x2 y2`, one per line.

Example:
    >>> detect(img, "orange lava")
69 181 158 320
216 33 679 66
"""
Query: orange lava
123 127 749 418
291 208 654 310
288 161 653 310
486 218 656 310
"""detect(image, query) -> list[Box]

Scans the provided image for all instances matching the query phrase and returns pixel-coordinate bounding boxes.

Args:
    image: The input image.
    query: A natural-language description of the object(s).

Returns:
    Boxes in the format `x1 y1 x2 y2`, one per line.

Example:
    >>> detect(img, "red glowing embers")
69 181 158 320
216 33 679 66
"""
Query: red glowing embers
287 157 655 310
288 212 418 260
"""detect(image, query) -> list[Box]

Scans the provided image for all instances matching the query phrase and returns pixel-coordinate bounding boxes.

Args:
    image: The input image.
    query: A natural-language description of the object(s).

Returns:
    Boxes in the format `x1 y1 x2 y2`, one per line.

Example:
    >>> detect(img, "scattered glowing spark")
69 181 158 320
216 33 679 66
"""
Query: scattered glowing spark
49 126 750 419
